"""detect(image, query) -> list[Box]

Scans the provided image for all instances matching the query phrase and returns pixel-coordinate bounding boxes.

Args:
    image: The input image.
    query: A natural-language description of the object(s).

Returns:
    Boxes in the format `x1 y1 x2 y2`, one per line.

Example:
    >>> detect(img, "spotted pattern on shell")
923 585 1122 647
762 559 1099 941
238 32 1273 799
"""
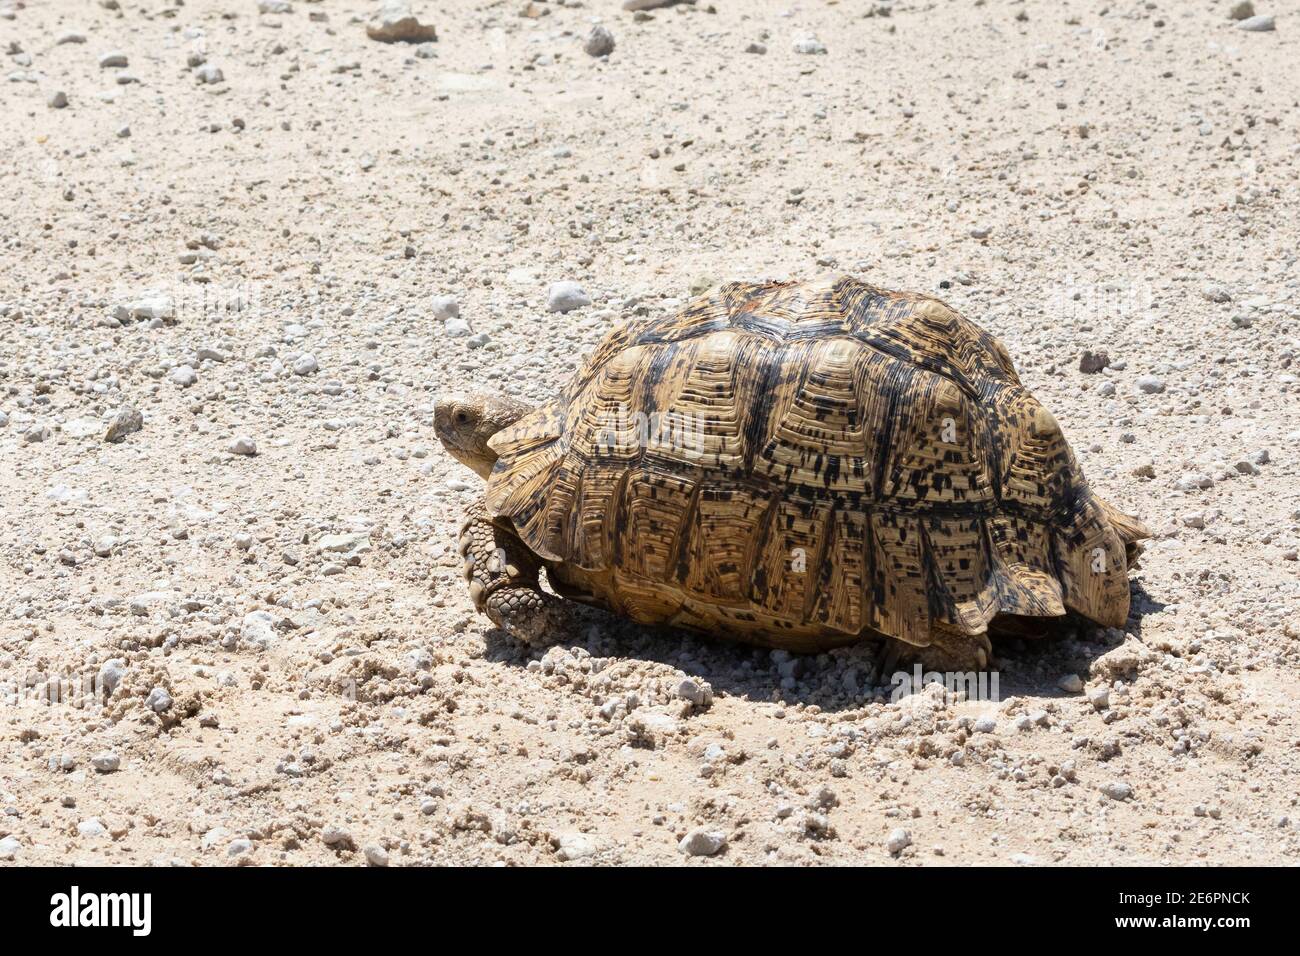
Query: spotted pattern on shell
485 275 1147 655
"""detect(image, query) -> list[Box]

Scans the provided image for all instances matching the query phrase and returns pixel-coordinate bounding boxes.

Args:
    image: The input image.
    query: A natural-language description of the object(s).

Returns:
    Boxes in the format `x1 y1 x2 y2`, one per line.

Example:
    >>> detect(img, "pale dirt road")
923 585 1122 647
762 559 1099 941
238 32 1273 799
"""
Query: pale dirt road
1 0 1298 865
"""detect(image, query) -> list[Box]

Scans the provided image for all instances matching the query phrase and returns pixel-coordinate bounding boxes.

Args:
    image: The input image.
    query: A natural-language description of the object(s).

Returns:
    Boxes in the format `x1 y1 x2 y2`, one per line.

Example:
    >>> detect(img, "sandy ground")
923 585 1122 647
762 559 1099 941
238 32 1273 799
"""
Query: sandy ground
1 0 1299 867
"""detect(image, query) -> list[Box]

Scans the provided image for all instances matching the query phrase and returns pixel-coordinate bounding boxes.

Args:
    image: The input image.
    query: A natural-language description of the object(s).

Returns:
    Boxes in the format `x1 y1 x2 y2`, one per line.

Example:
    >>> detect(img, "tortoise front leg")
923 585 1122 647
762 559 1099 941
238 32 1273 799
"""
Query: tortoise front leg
458 500 567 644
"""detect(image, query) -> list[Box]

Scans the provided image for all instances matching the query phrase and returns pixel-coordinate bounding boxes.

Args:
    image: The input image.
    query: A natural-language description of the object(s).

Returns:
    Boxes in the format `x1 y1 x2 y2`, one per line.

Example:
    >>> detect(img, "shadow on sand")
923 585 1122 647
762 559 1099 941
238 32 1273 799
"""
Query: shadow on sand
479 580 1165 715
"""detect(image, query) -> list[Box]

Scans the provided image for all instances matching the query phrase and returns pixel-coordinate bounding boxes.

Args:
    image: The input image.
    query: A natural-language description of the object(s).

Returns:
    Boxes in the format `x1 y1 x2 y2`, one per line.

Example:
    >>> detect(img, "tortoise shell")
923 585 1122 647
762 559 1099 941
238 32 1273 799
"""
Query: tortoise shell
484 275 1146 653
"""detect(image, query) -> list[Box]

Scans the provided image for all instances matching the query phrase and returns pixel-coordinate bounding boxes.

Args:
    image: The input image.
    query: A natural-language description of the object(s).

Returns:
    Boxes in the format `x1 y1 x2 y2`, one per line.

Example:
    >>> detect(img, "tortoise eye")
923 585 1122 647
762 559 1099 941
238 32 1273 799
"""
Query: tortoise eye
455 411 471 425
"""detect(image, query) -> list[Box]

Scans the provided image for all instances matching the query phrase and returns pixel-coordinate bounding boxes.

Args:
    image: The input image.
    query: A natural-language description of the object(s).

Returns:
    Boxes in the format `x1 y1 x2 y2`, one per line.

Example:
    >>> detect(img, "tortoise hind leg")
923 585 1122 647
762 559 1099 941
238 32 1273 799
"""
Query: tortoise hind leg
886 623 993 673
458 500 568 644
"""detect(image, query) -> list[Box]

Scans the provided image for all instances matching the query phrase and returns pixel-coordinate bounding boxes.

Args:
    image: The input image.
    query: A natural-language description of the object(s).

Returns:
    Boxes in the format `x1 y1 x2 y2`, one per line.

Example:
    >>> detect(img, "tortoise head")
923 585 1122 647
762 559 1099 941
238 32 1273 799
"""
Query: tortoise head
434 391 533 479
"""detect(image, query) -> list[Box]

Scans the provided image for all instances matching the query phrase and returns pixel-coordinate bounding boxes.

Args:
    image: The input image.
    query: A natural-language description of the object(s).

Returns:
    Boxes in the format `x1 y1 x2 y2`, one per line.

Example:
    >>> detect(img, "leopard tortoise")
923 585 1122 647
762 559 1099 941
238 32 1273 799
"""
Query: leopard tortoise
435 275 1147 670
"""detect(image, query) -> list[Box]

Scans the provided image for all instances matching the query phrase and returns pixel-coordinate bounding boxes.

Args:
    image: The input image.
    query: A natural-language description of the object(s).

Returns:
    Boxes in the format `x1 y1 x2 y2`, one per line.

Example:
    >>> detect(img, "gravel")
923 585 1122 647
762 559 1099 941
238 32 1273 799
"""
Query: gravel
793 36 828 55
584 26 615 58
366 2 437 43
885 828 912 854
103 406 143 443
1101 782 1134 801
91 752 121 773
1236 14 1276 31
430 295 460 320
546 281 592 313
678 828 726 857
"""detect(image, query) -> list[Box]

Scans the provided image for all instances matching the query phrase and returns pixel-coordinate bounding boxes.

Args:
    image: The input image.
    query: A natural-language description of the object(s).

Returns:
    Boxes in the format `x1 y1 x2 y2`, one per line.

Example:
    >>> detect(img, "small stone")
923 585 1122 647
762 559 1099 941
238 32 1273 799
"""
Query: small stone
1236 14 1275 31
444 317 472 337
430 295 460 320
78 819 108 839
98 51 128 68
554 832 599 861
318 532 370 554
673 677 713 708
812 786 839 809
229 436 258 456
1087 686 1110 711
92 752 121 773
227 838 253 858
292 353 319 376
104 406 143 443
49 91 69 109
1101 781 1134 801
1228 1 1255 19
678 827 726 857
1079 350 1110 374
321 824 353 847
1136 374 1165 394
111 293 173 322
144 686 173 713
1058 673 1084 693
0 836 20 860
241 610 275 647
969 225 993 239
546 281 591 313
366 2 437 43
98 659 126 695
973 715 997 734
167 365 197 387
793 35 827 55
744 42 767 54
194 64 225 84
885 827 912 854
1174 472 1213 492
62 417 100 439
364 844 390 866
49 753 77 772
584 25 615 58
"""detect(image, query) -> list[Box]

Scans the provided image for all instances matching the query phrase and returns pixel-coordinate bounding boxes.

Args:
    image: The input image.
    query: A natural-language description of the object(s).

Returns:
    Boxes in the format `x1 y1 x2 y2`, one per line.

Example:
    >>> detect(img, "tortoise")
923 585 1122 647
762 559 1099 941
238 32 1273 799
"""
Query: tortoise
434 275 1147 670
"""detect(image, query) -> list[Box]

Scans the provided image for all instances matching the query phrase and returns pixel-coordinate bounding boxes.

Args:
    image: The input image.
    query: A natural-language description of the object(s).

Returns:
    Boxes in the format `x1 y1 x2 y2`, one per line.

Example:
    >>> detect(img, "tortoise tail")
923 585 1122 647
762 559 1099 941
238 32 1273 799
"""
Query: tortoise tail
1095 496 1150 567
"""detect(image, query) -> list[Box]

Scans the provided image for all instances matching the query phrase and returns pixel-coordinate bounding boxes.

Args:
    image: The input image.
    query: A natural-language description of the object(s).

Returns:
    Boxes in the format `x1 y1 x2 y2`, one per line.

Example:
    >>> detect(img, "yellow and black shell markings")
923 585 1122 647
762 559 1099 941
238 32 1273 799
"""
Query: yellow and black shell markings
485 275 1147 653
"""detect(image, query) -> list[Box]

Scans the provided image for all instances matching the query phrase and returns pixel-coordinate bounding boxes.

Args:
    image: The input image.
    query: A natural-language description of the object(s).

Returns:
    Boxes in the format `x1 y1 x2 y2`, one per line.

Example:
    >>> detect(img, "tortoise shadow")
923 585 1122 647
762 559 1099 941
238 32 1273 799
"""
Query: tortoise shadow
479 580 1165 715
